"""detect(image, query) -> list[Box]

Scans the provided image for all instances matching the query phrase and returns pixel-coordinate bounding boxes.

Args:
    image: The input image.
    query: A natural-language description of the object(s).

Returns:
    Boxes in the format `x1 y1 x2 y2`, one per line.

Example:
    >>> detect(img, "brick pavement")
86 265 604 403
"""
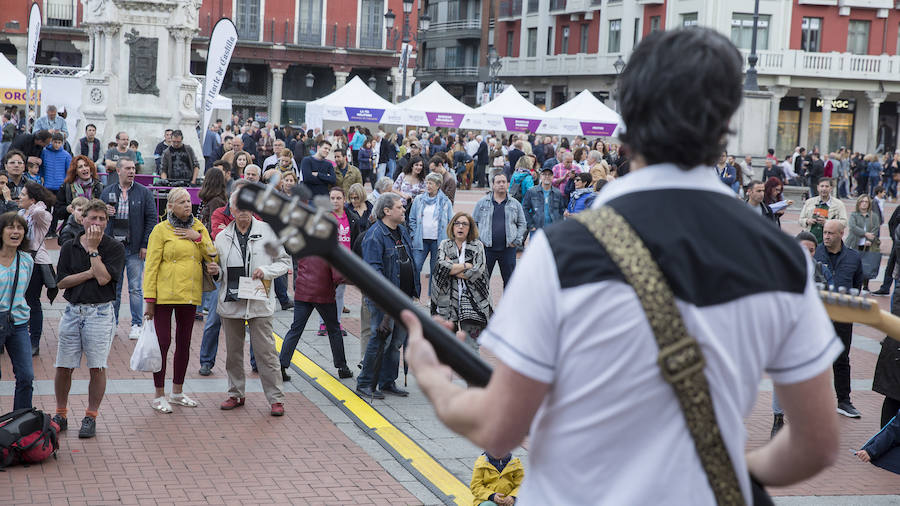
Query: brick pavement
2 189 900 504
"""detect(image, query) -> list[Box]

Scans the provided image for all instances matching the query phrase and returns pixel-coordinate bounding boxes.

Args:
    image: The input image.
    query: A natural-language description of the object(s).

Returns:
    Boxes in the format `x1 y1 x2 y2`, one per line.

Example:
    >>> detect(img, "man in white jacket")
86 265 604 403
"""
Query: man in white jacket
213 190 291 416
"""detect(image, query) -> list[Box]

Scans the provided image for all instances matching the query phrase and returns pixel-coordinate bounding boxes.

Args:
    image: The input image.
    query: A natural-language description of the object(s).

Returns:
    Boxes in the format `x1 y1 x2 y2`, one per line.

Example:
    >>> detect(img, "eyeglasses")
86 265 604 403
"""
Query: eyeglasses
453 221 469 227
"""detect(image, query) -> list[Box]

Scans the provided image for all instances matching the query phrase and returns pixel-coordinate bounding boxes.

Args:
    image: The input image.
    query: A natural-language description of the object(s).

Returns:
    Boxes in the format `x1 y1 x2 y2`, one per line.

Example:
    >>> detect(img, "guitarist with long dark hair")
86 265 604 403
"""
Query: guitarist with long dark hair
403 28 842 504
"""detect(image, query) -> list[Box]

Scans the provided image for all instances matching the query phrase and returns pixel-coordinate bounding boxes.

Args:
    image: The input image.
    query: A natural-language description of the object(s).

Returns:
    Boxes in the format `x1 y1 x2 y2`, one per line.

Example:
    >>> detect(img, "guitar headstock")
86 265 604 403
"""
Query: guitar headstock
234 182 337 258
819 290 882 326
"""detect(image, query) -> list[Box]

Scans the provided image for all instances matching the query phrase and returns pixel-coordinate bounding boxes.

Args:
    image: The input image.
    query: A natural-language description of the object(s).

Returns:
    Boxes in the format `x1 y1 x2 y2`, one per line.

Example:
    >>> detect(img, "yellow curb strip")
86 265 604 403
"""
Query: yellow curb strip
273 332 474 505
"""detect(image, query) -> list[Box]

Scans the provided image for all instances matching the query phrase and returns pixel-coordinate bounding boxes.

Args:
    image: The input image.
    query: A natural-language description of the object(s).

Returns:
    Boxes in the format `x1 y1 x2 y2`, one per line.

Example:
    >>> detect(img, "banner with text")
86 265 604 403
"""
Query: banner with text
426 112 464 129
503 117 543 133
26 3 41 83
202 18 238 134
345 107 386 123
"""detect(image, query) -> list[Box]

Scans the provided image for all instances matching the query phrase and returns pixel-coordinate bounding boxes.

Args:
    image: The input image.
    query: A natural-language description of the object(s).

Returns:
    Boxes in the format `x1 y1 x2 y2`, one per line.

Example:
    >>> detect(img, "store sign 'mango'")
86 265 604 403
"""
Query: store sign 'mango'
815 98 852 110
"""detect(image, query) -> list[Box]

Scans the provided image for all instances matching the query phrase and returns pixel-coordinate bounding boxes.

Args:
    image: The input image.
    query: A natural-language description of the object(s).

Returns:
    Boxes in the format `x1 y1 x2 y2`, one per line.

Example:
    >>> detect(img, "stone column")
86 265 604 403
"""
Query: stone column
866 91 887 153
270 68 286 126
767 86 788 154
818 89 839 155
11 38 28 75
334 71 350 88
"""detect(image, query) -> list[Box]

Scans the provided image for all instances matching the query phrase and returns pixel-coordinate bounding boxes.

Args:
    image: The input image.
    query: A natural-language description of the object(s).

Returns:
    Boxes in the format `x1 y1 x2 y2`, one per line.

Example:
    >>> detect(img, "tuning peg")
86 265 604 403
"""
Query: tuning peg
816 282 826 291
828 284 836 292
838 286 847 294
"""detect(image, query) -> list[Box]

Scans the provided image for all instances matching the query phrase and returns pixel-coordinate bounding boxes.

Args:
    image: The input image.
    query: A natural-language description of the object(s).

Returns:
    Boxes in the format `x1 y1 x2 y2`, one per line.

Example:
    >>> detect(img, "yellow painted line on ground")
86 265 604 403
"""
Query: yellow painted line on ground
273 332 473 505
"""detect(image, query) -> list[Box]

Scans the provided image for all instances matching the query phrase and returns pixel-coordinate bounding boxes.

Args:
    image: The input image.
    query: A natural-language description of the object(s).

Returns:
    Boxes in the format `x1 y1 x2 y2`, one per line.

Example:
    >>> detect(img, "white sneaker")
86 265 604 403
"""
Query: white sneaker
129 324 142 340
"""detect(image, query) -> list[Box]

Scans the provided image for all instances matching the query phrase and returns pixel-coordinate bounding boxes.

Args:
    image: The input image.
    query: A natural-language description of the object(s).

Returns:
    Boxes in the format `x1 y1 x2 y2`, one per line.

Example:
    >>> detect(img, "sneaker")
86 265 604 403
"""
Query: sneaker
340 326 347 336
220 397 245 410
198 364 212 376
355 386 384 399
338 367 353 379
837 400 862 418
281 367 291 382
52 414 68 432
342 306 350 314
770 414 784 439
78 416 96 439
270 403 285 416
129 324 142 340
281 300 294 311
872 286 891 296
31 346 39 356
317 324 326 336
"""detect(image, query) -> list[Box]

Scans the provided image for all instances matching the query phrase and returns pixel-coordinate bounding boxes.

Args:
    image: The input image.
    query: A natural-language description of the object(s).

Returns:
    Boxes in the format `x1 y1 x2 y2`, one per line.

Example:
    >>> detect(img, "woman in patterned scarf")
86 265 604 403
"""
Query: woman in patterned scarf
430 212 492 350
55 155 104 233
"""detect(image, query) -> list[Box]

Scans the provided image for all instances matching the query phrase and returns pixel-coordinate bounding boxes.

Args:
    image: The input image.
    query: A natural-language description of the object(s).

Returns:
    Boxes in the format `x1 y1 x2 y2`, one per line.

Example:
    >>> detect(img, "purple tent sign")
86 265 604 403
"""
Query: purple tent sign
503 117 542 133
345 107 385 123
425 112 464 128
580 122 617 137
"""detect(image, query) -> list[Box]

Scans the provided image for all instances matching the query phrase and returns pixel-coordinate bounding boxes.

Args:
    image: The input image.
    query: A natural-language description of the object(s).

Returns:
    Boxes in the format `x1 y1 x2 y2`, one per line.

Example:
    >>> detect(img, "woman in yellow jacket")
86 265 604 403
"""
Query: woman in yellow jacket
143 187 216 413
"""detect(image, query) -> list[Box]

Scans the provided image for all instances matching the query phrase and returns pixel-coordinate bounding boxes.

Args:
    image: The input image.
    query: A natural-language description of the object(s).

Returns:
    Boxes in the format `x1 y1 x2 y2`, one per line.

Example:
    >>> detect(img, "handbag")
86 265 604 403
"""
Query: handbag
860 246 881 280
574 207 773 506
200 260 216 292
0 253 20 336
130 318 162 373
38 264 58 303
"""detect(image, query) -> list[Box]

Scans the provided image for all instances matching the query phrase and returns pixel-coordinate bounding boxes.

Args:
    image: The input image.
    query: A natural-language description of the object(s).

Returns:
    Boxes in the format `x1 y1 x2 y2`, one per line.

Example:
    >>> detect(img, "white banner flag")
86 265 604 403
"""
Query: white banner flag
202 18 238 134
26 3 41 85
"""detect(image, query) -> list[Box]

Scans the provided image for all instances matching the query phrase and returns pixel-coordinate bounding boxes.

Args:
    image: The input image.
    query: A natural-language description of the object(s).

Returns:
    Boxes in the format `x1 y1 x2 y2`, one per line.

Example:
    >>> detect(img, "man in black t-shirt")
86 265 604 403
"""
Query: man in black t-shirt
52 199 125 439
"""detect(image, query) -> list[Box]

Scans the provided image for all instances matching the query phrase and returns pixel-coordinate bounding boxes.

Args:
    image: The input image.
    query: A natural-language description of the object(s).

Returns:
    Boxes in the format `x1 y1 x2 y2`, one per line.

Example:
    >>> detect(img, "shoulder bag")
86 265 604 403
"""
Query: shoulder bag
574 207 773 506
0 253 20 335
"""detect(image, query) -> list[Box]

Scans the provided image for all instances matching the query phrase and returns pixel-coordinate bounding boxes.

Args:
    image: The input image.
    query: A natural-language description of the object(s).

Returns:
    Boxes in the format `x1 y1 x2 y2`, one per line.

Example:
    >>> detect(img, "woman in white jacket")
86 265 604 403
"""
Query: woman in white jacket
213 192 291 416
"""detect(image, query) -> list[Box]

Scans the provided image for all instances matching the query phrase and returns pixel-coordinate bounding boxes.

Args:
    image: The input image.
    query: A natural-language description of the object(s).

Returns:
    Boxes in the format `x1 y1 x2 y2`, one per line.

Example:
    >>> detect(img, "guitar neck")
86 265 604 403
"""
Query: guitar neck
325 246 493 388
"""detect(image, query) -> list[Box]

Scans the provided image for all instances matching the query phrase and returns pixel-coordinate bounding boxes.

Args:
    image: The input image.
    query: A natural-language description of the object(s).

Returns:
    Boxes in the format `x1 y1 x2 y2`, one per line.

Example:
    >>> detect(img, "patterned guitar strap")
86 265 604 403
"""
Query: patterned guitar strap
574 206 746 506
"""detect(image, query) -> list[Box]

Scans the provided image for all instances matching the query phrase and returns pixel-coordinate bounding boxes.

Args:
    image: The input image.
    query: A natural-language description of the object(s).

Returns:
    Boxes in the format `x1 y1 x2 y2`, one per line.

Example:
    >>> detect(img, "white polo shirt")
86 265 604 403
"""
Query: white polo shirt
480 163 842 505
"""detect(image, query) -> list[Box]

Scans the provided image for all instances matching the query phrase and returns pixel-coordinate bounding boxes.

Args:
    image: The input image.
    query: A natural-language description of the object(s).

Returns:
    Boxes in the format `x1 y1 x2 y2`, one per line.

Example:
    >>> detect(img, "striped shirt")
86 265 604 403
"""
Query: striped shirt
0 252 35 325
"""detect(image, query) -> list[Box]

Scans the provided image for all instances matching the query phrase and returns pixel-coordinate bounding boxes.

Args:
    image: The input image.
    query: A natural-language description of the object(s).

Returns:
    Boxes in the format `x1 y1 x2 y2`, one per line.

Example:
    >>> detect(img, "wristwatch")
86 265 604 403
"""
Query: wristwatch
88 251 100 258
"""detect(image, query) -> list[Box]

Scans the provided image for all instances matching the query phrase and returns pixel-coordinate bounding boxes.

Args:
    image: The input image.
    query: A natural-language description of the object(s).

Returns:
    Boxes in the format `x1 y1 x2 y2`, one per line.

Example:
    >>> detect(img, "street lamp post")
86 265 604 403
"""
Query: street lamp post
613 55 626 112
744 0 761 91
488 47 502 100
385 0 430 101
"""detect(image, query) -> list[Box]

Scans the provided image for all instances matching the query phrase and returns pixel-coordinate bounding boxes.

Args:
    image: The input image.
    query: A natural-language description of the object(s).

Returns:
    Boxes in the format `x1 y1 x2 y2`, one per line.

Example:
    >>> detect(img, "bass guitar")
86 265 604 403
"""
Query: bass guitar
820 289 900 336
234 182 493 387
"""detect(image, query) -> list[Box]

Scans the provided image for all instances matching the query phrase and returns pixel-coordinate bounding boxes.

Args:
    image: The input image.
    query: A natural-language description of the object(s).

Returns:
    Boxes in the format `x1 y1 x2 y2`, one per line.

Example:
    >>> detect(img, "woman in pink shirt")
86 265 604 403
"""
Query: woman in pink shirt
318 186 352 336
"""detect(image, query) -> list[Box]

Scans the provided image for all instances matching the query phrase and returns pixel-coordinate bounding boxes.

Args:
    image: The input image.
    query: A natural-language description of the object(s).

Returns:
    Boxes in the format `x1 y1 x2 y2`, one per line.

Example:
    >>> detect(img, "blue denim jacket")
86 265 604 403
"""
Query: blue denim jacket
362 219 421 296
522 185 565 230
99 182 158 255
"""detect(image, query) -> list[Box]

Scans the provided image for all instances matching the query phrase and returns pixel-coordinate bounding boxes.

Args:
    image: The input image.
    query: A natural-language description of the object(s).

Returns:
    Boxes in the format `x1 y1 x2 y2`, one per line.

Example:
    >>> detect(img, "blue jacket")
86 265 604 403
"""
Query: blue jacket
510 170 534 197
717 164 737 187
814 242 863 292
566 188 595 215
408 191 453 250
40 144 72 191
472 194 527 248
860 411 900 474
522 185 565 230
99 182 158 255
362 219 421 296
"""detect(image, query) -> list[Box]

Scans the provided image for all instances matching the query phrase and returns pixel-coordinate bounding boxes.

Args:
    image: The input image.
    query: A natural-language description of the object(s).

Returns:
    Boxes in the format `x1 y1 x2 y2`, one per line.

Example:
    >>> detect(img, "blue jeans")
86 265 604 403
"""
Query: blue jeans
113 252 144 327
414 238 440 296
274 274 290 305
200 289 215 314
885 177 898 198
25 269 43 347
0 324 34 409
357 298 407 390
199 282 254 368
319 284 346 325
281 300 347 369
484 247 517 287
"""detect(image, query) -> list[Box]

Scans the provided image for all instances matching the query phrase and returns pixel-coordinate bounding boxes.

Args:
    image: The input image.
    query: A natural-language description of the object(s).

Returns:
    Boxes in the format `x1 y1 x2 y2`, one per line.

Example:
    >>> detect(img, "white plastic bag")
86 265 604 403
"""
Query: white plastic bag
130 321 162 373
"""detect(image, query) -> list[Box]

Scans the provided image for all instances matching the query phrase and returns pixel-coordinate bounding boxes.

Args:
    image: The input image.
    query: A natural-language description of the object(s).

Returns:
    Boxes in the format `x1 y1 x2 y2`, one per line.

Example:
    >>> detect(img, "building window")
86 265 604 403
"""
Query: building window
46 0 74 27
447 0 459 21
235 0 260 40
298 0 323 45
608 19 621 53
847 19 870 55
801 17 821 52
506 30 515 56
445 47 458 68
897 23 900 55
633 17 640 46
681 13 698 28
527 27 537 57
534 91 547 110
359 0 383 49
527 0 539 14
561 26 570 54
425 48 437 69
580 23 589 53
547 27 553 55
731 13 770 50
650 16 660 32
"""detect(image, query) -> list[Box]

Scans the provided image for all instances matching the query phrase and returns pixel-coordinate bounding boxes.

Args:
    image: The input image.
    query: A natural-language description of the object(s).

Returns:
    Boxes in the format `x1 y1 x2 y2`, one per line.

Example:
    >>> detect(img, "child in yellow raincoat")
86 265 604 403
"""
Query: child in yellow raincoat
469 452 523 506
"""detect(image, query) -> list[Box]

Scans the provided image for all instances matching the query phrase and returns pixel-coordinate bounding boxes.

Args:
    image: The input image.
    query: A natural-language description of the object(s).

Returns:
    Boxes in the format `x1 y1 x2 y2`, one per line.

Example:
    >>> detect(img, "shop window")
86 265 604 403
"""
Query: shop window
608 19 621 53
731 13 769 50
534 91 547 110
776 109 800 160
681 13 698 28
801 17 821 52
808 111 855 154
847 20 870 55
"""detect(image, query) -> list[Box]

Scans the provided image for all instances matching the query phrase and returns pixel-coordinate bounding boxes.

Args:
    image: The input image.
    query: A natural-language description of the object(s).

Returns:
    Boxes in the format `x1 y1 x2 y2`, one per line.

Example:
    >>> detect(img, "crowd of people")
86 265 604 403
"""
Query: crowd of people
3 30 900 499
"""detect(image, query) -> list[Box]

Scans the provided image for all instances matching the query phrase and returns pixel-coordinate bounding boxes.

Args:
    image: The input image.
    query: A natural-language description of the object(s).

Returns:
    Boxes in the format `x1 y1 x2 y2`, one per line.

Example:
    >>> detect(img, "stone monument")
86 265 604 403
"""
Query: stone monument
78 0 203 174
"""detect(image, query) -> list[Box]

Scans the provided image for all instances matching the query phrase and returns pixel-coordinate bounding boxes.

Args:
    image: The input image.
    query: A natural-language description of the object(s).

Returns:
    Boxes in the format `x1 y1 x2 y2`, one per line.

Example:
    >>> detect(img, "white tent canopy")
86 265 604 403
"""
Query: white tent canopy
194 81 232 112
393 81 473 128
305 75 403 130
0 53 39 105
460 85 546 133
538 89 620 137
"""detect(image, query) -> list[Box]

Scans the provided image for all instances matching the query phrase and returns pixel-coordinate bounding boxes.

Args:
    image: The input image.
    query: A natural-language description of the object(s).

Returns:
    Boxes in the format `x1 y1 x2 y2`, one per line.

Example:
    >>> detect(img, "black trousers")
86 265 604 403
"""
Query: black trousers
880 247 896 289
833 321 853 402
881 396 900 428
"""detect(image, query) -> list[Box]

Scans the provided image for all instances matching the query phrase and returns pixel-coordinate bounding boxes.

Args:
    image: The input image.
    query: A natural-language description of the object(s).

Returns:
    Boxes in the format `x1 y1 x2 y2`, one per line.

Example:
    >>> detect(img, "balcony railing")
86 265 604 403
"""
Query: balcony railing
498 53 626 76
739 49 898 80
429 19 481 31
416 66 479 79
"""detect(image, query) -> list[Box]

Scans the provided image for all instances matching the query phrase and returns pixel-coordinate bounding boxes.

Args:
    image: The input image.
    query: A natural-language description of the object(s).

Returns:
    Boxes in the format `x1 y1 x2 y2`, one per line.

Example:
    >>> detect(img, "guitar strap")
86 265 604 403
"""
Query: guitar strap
573 206 746 506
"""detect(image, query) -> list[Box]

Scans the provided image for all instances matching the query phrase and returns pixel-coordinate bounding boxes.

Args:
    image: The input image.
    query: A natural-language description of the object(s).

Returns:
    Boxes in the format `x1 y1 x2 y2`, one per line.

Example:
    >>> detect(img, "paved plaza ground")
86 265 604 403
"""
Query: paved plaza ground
1 188 898 504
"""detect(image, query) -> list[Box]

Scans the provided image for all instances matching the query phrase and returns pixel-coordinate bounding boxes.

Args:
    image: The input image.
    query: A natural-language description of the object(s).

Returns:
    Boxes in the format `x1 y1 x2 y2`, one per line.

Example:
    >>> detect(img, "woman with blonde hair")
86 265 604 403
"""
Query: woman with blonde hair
143 187 217 413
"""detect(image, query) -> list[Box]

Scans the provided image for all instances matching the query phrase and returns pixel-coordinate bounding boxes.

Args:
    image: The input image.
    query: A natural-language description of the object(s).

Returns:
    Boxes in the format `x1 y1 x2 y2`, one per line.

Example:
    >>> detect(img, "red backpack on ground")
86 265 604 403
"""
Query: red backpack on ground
0 408 60 468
